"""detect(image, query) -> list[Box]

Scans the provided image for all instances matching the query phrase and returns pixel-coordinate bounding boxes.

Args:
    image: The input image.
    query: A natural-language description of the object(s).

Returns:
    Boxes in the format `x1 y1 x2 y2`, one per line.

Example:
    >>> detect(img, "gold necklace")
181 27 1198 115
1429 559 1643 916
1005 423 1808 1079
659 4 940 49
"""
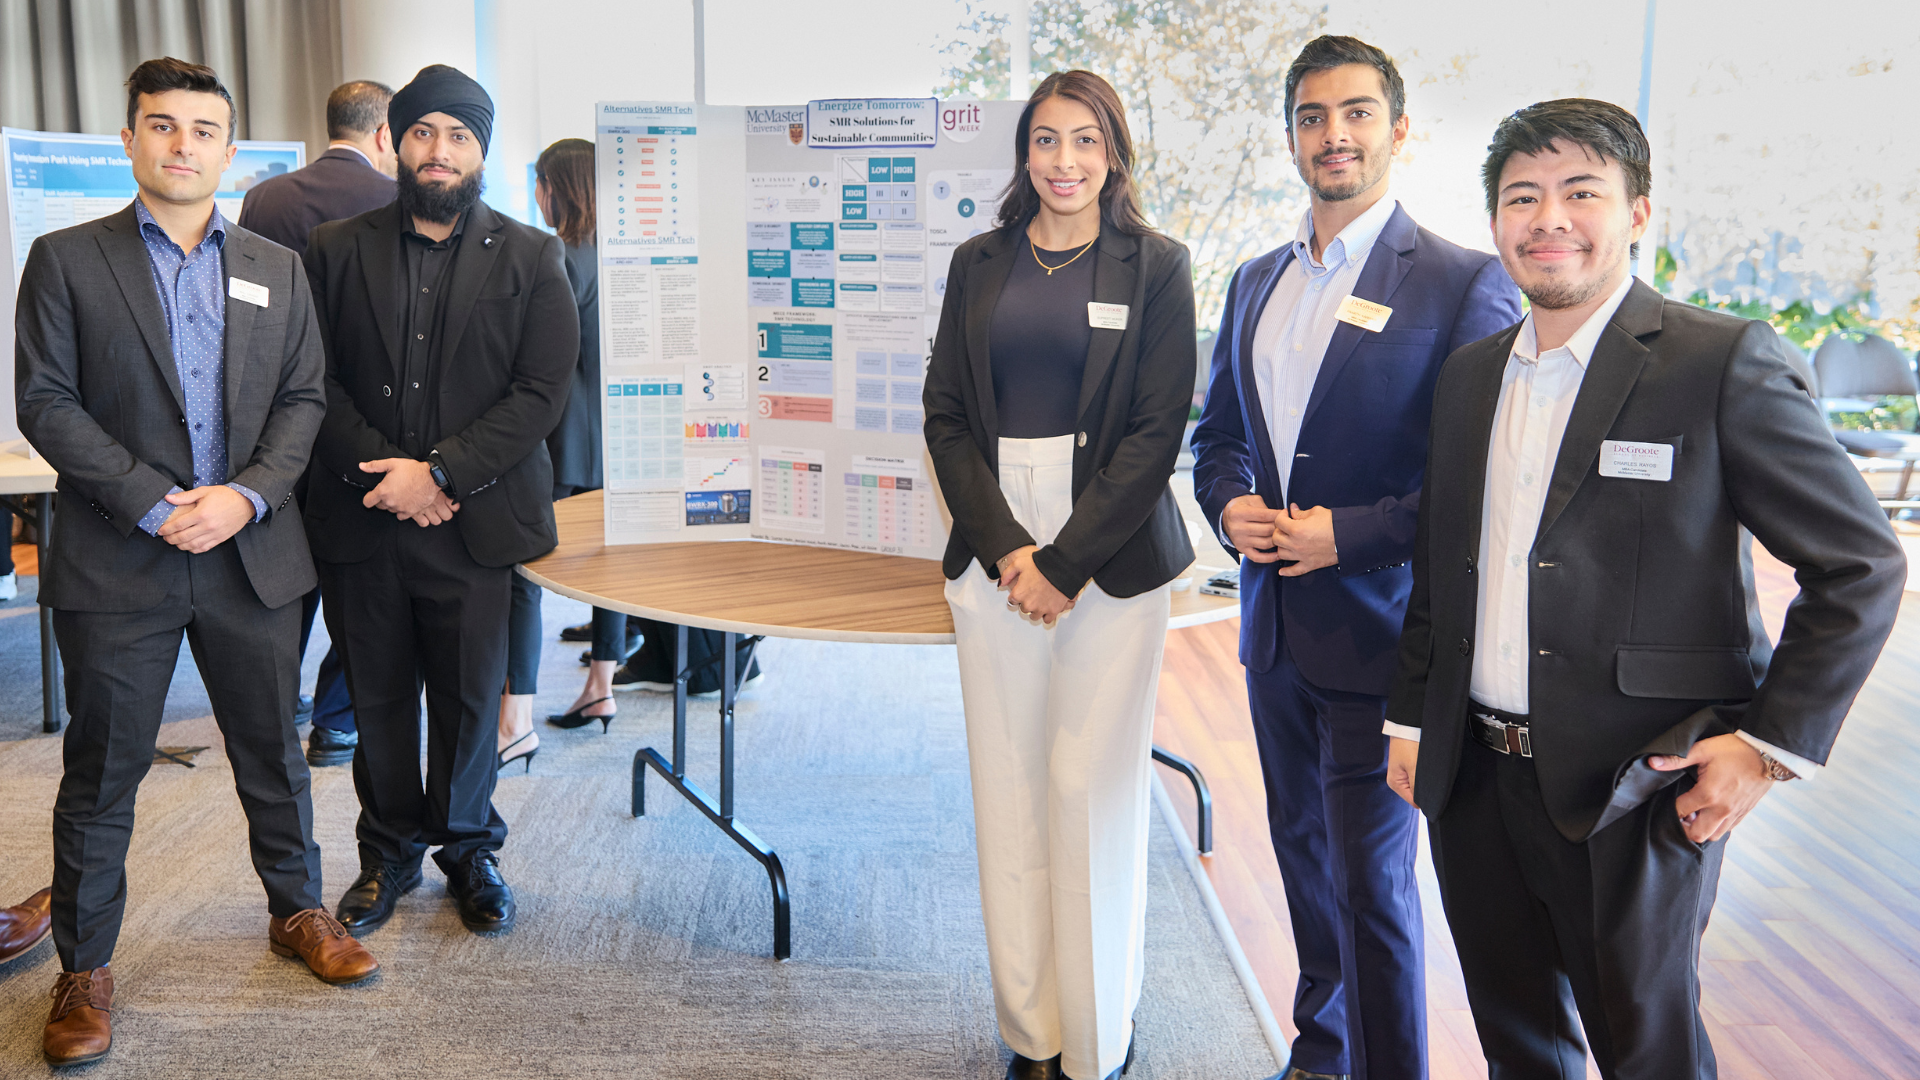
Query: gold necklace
1030 236 1096 275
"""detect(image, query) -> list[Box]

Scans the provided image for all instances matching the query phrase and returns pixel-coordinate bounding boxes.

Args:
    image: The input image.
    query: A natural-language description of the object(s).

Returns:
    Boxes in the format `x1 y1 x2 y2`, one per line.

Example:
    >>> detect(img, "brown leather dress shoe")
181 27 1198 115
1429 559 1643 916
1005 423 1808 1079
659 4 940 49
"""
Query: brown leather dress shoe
269 909 380 985
44 967 112 1067
0 887 52 964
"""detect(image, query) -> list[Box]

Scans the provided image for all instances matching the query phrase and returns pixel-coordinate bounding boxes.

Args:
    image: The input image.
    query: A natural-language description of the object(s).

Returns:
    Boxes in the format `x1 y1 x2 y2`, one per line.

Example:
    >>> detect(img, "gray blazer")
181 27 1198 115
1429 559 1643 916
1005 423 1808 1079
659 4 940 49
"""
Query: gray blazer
14 204 327 612
1387 280 1906 841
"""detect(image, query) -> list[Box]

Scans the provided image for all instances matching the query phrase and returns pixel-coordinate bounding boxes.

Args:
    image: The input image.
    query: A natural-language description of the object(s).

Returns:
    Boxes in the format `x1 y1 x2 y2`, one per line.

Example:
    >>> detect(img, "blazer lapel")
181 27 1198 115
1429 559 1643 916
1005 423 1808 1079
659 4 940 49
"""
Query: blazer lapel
962 229 1017 440
1075 224 1139 424
1301 204 1417 425
356 204 405 374
221 236 259 471
1535 281 1664 540
437 203 507 375
1234 251 1288 499
1454 326 1522 563
95 206 188 415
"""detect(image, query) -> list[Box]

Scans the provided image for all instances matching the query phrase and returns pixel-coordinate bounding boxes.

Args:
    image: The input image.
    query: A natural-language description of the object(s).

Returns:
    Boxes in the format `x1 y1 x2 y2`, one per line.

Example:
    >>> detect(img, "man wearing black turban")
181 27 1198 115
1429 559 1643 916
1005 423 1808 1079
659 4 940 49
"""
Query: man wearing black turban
302 64 579 939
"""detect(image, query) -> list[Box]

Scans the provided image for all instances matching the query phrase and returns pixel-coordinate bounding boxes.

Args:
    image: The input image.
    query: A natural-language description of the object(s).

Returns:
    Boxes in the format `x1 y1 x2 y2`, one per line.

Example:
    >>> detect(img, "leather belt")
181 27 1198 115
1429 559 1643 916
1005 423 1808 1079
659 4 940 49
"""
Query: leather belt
1469 702 1532 758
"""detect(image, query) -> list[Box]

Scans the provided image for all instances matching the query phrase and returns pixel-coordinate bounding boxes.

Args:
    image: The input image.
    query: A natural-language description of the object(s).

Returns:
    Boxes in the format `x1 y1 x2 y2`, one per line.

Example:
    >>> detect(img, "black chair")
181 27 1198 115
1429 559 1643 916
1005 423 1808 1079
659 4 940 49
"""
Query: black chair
1814 333 1920 506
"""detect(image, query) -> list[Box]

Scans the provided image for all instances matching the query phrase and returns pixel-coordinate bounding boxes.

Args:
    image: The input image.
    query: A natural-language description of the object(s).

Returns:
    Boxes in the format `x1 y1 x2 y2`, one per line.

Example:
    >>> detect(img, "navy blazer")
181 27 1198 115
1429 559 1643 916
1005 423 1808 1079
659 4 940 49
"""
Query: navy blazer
238 147 395 259
1191 204 1521 695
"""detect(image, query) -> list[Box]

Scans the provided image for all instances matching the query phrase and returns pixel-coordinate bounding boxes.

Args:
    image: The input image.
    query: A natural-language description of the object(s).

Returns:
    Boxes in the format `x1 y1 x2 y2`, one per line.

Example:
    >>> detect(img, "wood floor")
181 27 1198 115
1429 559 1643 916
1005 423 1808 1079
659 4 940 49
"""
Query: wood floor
1151 547 1920 1080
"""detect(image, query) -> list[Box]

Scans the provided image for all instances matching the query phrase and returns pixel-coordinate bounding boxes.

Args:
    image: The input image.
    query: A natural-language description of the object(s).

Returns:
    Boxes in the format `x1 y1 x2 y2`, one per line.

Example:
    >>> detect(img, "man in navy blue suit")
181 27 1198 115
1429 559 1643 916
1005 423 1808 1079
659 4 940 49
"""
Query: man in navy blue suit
1191 36 1522 1080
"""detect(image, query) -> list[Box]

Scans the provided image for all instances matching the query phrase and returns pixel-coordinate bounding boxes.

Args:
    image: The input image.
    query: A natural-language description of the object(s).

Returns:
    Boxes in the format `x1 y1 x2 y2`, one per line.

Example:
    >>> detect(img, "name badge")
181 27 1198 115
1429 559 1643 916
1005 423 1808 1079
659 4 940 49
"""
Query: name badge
1087 302 1129 330
1335 295 1391 332
1598 440 1674 481
229 277 269 307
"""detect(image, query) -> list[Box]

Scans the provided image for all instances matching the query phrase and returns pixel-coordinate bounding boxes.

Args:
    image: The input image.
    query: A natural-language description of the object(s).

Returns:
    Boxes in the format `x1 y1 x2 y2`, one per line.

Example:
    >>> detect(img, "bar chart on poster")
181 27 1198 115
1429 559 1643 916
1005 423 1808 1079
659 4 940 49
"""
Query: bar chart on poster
594 98 1020 557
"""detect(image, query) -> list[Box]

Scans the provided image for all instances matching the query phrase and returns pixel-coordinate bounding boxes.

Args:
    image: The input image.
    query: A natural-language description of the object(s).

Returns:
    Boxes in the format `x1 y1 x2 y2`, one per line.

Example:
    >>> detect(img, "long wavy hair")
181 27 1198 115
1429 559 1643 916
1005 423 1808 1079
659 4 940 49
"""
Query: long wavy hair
992 70 1154 237
535 138 596 247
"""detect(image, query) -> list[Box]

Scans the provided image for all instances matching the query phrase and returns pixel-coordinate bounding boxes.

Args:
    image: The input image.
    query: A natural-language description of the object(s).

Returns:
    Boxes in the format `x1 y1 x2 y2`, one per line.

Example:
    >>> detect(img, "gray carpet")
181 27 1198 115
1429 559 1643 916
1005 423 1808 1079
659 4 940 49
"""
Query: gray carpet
0 587 1278 1078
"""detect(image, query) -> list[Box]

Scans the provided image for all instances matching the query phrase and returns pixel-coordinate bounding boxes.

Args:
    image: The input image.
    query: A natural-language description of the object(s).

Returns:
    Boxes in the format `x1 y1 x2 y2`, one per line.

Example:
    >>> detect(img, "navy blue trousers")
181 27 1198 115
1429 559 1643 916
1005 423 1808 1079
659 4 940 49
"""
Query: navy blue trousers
1247 632 1426 1080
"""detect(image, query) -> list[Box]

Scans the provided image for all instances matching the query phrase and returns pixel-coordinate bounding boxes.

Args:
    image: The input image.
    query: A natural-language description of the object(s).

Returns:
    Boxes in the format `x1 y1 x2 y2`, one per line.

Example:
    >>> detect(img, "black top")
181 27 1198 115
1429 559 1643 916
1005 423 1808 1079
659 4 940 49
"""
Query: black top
547 241 603 497
988 237 1096 438
237 147 395 258
397 212 468 457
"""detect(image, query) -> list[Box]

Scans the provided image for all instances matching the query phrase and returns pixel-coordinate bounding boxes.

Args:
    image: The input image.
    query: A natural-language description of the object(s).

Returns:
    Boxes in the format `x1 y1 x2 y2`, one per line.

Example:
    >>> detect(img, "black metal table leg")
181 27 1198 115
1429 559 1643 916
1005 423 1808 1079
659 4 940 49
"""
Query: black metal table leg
5 490 63 735
1153 744 1213 854
633 627 789 958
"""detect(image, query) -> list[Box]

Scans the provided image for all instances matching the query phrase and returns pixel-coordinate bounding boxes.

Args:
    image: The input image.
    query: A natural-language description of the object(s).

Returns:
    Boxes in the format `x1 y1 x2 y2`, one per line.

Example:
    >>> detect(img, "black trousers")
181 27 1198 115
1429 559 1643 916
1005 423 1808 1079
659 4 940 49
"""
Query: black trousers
624 617 761 695
1430 733 1726 1080
318 521 510 873
51 542 321 971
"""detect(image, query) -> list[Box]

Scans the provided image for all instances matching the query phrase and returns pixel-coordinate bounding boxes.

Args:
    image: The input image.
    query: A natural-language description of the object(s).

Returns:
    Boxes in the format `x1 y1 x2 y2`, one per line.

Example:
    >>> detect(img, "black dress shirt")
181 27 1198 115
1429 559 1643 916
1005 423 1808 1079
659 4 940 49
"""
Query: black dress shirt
398 212 468 457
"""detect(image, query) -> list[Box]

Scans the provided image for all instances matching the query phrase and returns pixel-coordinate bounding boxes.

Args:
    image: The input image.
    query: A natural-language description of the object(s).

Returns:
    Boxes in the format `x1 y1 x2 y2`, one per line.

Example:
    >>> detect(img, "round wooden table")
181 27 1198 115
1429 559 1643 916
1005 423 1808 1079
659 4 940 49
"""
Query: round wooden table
520 490 1238 958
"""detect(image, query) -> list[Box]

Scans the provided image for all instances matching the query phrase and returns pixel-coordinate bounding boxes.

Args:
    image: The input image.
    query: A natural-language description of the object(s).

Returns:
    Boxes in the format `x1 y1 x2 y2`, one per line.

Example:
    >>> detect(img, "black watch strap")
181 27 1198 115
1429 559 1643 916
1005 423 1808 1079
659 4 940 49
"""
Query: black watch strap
427 451 455 497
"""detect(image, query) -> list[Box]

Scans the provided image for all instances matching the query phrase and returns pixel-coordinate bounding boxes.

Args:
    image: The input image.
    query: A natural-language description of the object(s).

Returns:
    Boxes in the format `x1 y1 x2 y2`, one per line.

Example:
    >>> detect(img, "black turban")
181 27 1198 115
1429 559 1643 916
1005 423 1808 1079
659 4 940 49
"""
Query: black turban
389 64 495 156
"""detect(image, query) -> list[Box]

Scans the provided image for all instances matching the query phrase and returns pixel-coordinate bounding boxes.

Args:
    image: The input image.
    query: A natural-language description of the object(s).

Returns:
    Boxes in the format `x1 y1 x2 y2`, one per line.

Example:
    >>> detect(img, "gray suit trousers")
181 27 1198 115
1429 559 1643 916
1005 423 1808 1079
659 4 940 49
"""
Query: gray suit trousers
51 541 321 971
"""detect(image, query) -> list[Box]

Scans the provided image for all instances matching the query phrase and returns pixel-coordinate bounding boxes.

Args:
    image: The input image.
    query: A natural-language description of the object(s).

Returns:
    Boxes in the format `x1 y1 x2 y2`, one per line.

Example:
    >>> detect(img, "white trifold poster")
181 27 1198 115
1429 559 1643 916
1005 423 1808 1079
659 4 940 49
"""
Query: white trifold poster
595 99 1022 558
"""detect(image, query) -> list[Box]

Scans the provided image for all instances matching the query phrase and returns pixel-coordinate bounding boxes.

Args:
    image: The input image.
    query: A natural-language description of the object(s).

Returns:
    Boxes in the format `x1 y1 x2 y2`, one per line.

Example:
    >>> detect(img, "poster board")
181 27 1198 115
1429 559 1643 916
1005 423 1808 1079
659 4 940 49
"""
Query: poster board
594 98 1021 559
5 128 305 281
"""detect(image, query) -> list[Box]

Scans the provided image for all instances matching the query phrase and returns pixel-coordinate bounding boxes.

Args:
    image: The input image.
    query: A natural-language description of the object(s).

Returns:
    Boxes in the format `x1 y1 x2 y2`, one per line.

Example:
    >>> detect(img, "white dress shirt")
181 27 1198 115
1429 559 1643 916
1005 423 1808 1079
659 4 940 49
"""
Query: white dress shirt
1383 273 1818 779
1251 195 1399 498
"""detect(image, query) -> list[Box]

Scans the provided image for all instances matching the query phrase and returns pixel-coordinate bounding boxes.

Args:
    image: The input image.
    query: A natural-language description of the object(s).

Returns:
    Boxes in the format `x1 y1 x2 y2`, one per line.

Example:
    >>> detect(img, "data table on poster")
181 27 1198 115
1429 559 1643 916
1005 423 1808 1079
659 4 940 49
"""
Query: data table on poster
843 458 933 549
758 448 825 533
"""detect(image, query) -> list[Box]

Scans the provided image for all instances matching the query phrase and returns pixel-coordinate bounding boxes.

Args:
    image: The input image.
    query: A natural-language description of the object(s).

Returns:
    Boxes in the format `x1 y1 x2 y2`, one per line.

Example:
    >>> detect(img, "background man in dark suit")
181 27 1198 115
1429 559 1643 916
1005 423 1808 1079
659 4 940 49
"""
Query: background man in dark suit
1385 98 1905 1079
240 78 397 769
1191 36 1520 1080
302 65 576 939
15 57 378 1068
239 79 396 258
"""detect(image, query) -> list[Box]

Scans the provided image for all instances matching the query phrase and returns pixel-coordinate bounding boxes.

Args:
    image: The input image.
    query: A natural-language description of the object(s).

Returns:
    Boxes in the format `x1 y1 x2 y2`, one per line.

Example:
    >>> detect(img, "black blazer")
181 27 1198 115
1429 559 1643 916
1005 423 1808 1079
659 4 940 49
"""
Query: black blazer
546 241 602 497
1387 280 1906 841
301 200 580 568
237 148 396 259
14 205 326 611
924 220 1197 599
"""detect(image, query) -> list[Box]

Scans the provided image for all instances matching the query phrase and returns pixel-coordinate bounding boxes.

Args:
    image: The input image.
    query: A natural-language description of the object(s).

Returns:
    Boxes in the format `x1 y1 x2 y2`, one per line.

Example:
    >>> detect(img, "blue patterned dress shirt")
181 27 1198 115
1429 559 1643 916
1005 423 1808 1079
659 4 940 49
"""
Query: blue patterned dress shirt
130 199 266 536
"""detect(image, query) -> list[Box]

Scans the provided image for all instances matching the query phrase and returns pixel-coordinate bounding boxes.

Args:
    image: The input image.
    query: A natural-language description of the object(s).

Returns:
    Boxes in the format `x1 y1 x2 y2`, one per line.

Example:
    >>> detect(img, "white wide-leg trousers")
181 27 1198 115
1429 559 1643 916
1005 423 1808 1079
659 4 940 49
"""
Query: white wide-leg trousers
947 434 1172 1080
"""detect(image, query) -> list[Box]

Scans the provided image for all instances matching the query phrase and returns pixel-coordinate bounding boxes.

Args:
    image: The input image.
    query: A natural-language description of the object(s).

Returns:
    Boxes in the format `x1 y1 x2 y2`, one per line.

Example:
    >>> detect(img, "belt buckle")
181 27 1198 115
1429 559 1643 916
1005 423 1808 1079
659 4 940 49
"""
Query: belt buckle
1506 724 1531 757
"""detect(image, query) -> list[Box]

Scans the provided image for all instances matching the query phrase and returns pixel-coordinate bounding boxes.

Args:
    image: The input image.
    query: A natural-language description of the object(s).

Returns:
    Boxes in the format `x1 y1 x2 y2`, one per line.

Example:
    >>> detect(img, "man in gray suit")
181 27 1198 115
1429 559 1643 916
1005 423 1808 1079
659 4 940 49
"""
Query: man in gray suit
1385 98 1905 1078
15 58 377 1068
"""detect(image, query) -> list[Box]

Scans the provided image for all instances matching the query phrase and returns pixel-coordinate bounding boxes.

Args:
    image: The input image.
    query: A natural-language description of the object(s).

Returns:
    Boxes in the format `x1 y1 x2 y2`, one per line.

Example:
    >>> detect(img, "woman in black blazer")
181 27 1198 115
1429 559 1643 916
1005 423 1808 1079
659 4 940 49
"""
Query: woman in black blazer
923 70 1196 1080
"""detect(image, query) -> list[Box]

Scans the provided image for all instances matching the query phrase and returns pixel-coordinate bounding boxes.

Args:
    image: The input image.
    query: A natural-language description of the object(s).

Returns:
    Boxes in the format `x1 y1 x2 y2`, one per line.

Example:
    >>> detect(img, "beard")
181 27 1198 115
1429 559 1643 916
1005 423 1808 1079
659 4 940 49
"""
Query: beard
397 160 485 224
1513 230 1629 311
1304 139 1392 202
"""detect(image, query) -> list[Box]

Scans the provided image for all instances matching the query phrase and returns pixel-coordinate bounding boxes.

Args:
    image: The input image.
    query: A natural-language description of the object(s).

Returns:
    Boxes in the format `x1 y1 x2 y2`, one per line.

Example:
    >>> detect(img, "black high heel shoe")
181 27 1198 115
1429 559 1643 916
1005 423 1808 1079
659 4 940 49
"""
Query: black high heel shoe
498 732 538 772
546 697 617 732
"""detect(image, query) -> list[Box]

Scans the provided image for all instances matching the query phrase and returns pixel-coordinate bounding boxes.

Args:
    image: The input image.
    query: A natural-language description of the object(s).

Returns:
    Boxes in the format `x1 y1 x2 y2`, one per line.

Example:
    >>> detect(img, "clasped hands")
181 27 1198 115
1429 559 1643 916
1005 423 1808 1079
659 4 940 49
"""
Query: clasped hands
997 545 1075 627
156 484 256 553
1222 493 1337 575
360 458 459 526
1386 732 1777 845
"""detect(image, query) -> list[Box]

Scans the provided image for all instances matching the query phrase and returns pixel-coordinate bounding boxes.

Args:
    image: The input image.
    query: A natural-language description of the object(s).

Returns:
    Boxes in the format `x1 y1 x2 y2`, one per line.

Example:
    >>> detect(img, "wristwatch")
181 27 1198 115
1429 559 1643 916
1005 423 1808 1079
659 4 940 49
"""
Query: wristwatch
426 450 456 497
1758 752 1798 782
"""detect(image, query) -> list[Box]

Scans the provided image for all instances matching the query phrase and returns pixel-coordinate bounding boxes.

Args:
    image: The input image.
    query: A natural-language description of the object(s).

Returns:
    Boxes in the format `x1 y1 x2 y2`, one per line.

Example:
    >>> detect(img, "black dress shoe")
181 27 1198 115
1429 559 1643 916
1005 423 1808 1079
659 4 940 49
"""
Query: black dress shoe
306 725 357 767
1007 1053 1061 1080
334 862 422 934
1063 1036 1133 1080
446 851 516 933
559 622 594 642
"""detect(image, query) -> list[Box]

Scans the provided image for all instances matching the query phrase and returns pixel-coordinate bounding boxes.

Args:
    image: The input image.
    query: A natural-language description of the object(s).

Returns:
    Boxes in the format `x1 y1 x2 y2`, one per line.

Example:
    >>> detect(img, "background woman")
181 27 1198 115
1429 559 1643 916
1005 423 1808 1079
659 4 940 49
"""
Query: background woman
923 71 1196 1080
497 137 623 768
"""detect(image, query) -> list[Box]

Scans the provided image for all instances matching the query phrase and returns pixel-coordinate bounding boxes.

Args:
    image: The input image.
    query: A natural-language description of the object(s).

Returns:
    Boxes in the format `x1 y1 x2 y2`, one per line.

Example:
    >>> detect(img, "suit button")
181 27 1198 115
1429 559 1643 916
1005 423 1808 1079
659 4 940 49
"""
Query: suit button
1459 638 1472 656
1077 432 1087 447
383 385 392 397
